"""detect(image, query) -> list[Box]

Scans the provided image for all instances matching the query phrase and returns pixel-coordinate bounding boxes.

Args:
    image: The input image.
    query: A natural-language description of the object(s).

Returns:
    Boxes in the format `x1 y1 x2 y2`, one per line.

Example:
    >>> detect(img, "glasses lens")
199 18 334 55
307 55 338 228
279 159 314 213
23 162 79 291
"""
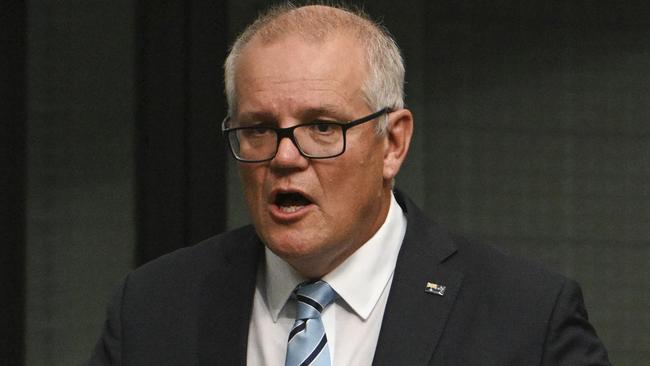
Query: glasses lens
293 123 344 158
226 122 346 161
229 127 277 161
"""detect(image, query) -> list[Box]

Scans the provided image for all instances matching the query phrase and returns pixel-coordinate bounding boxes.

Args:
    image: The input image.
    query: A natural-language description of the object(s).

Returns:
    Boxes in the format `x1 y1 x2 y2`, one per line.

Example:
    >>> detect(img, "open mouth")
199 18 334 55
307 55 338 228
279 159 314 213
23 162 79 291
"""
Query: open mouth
274 192 313 213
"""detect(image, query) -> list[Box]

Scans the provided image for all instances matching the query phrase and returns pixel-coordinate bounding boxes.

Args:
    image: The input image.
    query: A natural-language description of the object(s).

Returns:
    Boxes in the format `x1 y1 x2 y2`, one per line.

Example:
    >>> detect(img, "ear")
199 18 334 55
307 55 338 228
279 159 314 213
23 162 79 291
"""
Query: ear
382 108 413 181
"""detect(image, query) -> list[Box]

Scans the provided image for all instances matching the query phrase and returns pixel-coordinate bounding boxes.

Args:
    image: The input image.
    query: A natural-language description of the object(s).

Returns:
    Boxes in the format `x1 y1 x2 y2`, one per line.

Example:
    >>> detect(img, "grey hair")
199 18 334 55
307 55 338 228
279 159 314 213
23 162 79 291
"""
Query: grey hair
223 3 405 133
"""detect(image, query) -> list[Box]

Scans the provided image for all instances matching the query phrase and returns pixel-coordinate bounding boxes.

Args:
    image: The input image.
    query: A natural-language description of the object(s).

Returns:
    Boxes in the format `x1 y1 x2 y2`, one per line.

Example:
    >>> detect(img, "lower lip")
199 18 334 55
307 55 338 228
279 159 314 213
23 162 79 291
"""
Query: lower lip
268 203 315 222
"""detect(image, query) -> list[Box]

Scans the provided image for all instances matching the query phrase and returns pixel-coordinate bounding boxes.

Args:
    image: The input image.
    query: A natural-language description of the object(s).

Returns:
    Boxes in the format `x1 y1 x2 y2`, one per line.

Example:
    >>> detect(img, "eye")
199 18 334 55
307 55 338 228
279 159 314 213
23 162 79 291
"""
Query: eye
308 122 337 135
315 123 332 133
239 126 272 138
252 126 269 135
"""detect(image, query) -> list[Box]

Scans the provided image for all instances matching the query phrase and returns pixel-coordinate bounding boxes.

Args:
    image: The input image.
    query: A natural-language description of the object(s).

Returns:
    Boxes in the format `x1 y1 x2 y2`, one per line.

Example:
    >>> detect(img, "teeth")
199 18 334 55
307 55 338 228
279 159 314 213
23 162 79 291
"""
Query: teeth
280 205 302 213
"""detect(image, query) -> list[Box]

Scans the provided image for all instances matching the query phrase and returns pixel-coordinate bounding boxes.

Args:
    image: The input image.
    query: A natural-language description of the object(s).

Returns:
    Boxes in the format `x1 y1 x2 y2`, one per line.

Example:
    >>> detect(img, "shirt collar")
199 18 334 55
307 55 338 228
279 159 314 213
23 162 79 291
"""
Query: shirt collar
324 193 407 319
264 247 305 322
263 192 407 321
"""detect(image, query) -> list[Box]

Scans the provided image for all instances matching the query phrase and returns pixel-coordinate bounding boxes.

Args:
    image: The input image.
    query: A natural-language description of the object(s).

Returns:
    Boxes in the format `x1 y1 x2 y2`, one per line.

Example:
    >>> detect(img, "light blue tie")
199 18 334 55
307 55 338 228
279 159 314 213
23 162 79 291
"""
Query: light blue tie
285 280 337 366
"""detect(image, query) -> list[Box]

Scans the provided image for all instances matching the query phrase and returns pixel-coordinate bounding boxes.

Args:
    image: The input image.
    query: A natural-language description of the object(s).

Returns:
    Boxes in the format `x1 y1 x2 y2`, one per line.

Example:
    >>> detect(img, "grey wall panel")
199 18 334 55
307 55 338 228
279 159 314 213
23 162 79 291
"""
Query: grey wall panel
25 1 136 365
419 3 650 365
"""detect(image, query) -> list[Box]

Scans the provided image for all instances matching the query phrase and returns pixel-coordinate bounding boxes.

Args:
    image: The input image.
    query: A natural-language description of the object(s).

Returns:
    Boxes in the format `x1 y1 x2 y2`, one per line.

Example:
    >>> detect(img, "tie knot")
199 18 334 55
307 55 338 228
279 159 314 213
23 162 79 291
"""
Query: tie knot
294 280 337 320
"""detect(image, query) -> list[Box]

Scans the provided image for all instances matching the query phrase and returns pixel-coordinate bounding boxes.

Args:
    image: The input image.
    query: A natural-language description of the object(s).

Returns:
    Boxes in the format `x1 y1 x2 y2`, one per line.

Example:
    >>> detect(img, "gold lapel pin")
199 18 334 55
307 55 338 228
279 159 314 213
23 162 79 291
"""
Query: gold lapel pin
425 281 446 296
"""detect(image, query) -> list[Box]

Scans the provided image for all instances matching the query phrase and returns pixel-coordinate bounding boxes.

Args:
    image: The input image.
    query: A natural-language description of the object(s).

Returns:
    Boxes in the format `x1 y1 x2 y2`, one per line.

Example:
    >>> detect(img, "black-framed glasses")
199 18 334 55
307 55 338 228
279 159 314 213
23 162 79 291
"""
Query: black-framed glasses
222 108 391 163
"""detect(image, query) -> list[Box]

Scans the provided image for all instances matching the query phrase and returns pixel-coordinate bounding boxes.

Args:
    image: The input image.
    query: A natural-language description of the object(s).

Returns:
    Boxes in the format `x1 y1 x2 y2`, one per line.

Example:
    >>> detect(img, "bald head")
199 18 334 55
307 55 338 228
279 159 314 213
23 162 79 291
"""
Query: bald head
239 5 370 45
224 4 405 131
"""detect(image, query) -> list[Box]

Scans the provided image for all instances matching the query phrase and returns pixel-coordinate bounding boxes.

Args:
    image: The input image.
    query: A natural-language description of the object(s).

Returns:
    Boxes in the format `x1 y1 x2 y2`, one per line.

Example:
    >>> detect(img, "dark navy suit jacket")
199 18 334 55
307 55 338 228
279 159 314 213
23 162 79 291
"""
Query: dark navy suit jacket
88 190 611 365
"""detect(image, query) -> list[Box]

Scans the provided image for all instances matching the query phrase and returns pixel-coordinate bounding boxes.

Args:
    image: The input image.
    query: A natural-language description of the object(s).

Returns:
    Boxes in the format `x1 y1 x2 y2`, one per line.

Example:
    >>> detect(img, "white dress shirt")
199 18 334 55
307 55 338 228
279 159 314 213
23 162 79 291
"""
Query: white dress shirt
246 193 407 366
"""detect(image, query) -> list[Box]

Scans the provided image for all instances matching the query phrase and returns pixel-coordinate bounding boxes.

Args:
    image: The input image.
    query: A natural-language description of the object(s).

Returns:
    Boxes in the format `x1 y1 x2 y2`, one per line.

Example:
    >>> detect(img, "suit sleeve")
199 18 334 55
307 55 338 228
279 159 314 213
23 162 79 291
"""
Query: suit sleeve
541 278 611 366
85 276 128 366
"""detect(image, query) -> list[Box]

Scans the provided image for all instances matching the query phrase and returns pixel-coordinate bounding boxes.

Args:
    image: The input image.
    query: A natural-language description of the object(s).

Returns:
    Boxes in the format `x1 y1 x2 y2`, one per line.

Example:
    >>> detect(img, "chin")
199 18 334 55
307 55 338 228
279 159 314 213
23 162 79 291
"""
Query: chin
263 230 323 259
268 236 312 256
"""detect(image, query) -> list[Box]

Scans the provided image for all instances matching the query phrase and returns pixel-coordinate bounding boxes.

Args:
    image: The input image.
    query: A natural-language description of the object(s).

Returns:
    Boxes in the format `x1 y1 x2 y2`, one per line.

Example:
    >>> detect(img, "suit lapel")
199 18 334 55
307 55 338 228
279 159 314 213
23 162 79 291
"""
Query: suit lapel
373 191 463 366
198 228 262 366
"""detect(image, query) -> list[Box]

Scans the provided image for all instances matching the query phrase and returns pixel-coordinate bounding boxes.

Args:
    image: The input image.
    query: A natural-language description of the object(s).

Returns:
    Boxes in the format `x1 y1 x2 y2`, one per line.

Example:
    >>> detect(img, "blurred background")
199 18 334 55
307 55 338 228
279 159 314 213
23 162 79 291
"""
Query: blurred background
2 1 649 365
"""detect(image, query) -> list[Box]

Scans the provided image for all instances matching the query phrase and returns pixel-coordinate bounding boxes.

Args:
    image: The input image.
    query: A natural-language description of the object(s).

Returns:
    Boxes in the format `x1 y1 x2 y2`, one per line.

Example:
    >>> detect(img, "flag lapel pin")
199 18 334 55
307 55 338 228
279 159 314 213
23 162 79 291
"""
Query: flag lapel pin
425 281 446 296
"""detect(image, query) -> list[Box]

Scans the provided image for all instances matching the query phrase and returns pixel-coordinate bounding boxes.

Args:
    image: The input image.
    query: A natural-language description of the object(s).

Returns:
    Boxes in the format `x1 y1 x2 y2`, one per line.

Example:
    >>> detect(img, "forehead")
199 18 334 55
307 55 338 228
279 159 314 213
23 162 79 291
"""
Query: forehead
233 33 368 116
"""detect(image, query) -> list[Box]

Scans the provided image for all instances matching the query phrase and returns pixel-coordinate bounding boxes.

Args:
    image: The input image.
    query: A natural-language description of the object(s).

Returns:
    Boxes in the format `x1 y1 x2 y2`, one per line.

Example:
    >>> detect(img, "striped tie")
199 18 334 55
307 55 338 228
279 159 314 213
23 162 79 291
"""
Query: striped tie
285 280 337 366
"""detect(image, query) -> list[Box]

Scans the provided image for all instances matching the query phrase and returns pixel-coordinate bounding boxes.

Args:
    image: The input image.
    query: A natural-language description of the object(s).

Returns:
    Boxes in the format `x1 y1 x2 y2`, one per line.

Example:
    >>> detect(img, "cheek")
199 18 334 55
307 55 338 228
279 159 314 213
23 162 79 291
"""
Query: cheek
356 146 387 183
238 167 265 207
323 157 383 208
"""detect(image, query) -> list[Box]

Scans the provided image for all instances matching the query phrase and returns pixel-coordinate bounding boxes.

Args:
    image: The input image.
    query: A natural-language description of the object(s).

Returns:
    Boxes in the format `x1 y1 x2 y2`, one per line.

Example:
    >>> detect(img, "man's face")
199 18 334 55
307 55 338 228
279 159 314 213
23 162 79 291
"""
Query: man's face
233 33 393 277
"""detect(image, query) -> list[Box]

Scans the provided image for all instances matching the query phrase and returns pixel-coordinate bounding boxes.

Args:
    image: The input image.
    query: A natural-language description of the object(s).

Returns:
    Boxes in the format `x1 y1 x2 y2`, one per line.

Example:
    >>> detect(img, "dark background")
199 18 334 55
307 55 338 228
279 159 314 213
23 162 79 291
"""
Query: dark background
2 1 648 365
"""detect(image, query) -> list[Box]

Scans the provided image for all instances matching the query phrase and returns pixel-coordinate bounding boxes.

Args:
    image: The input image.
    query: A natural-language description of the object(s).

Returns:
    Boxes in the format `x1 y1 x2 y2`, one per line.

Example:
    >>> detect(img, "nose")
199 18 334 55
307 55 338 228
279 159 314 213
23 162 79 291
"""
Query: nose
270 135 308 169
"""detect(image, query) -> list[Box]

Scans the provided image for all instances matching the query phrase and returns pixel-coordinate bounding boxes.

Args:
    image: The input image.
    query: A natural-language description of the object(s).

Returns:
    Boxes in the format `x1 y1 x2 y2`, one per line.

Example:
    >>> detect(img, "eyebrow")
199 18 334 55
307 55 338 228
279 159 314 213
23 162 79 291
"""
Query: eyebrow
300 105 350 121
234 105 352 124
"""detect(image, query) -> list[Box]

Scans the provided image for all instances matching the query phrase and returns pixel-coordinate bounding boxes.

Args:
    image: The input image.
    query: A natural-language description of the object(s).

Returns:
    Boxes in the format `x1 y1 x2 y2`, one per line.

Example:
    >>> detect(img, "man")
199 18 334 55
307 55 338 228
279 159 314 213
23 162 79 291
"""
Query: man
88 4 610 365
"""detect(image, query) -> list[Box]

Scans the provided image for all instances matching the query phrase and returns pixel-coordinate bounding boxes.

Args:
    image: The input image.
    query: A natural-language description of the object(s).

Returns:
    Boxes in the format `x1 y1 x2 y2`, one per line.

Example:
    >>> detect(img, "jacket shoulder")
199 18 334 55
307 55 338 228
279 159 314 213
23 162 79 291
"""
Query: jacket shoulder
126 225 260 290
